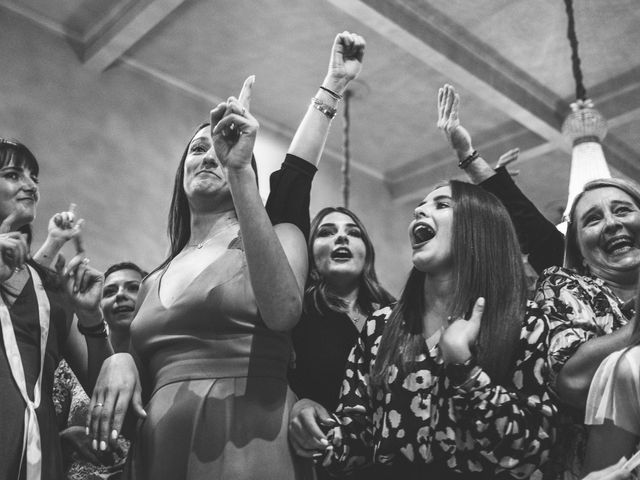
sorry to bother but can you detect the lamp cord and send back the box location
[563,0,587,100]
[342,90,352,209]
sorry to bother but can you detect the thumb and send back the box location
[467,297,485,332]
[132,385,147,419]
[237,75,255,112]
[314,404,335,426]
[0,210,18,234]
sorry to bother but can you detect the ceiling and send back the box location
[1,0,639,245]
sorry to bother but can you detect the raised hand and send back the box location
[496,148,520,177]
[48,203,84,247]
[56,251,103,313]
[87,353,146,451]
[324,31,366,95]
[0,210,28,281]
[211,76,259,172]
[437,84,473,155]
[440,297,485,364]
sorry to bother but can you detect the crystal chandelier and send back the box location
[560,0,611,223]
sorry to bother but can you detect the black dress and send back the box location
[0,274,73,480]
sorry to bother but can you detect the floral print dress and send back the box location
[319,302,557,479]
[533,266,631,480]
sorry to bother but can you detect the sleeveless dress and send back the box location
[127,237,312,480]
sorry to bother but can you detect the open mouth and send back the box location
[603,235,636,255]
[330,247,353,261]
[412,223,435,245]
[113,305,135,315]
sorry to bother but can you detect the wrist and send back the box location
[445,356,481,388]
[322,74,348,97]
[76,309,103,327]
[455,146,475,161]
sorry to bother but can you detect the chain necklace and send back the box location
[187,215,238,249]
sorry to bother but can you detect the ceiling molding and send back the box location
[83,0,188,71]
[119,57,385,182]
[326,0,568,144]
[0,1,83,43]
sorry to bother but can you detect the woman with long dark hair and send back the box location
[289,180,556,479]
[0,138,111,479]
[87,79,311,479]
[289,206,393,413]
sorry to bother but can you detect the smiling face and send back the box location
[574,186,640,282]
[409,185,454,274]
[182,126,230,203]
[101,268,143,332]
[312,211,367,289]
[0,162,39,229]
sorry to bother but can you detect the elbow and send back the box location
[556,369,590,409]
[263,294,303,332]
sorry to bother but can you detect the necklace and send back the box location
[187,217,239,249]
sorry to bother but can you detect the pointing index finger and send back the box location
[0,211,18,234]
[237,75,255,112]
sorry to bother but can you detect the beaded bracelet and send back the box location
[311,97,337,120]
[458,149,480,169]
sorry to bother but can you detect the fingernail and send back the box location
[85,427,90,436]
[111,429,118,440]
[320,438,329,446]
[92,439,98,451]
[100,440,107,451]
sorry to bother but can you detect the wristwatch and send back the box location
[445,357,480,387]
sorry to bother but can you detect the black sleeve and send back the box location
[265,153,317,240]
[479,167,565,273]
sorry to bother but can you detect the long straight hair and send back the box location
[371,180,527,386]
[305,207,394,316]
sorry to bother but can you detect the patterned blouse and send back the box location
[533,266,631,480]
[320,302,557,479]
[53,360,130,480]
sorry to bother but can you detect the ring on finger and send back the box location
[93,403,104,409]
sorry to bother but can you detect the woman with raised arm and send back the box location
[88,78,311,480]
[0,139,111,480]
[437,84,564,274]
[439,84,640,479]
[266,31,365,240]
[289,179,556,479]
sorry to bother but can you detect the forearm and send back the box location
[33,236,66,267]
[227,166,304,331]
[288,77,344,166]
[77,309,114,393]
[452,371,555,474]
[557,326,633,408]
[480,167,564,272]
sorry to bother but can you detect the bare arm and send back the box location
[214,79,308,331]
[33,204,83,267]
[288,31,365,166]
[556,322,634,408]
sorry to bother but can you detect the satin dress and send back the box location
[127,237,312,480]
